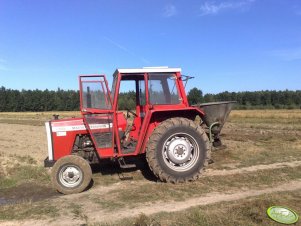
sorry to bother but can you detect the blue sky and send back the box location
[0,0,300,94]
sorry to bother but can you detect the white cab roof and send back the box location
[116,67,182,74]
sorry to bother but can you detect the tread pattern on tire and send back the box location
[51,155,92,195]
[146,117,210,183]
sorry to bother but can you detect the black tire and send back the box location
[146,117,210,183]
[51,155,92,195]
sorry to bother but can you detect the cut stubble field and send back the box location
[0,110,301,226]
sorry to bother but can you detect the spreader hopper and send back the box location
[194,101,236,146]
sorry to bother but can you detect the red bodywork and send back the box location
[45,68,205,163]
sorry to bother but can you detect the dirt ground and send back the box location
[0,123,48,163]
[0,110,301,226]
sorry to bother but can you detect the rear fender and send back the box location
[139,108,204,154]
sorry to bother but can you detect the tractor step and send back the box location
[118,157,136,169]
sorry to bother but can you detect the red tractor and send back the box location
[45,67,235,194]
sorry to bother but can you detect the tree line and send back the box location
[0,86,300,112]
[0,87,79,111]
[187,88,301,109]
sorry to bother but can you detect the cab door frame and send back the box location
[79,75,116,158]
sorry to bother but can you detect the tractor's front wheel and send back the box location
[146,117,210,183]
[51,155,92,195]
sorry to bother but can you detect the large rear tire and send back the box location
[146,117,210,183]
[51,155,92,195]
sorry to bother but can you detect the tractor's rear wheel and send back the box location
[51,155,92,195]
[146,117,210,183]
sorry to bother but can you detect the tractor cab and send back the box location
[79,67,187,159]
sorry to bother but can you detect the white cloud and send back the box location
[269,48,301,61]
[199,0,255,16]
[163,4,177,17]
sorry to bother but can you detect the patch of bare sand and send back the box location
[0,123,47,164]
[204,160,301,177]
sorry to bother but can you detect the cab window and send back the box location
[148,73,180,105]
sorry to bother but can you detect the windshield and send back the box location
[81,76,112,110]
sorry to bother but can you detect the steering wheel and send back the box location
[125,107,138,118]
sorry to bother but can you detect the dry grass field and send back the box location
[0,110,301,226]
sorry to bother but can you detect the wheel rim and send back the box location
[162,132,200,172]
[58,165,83,188]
